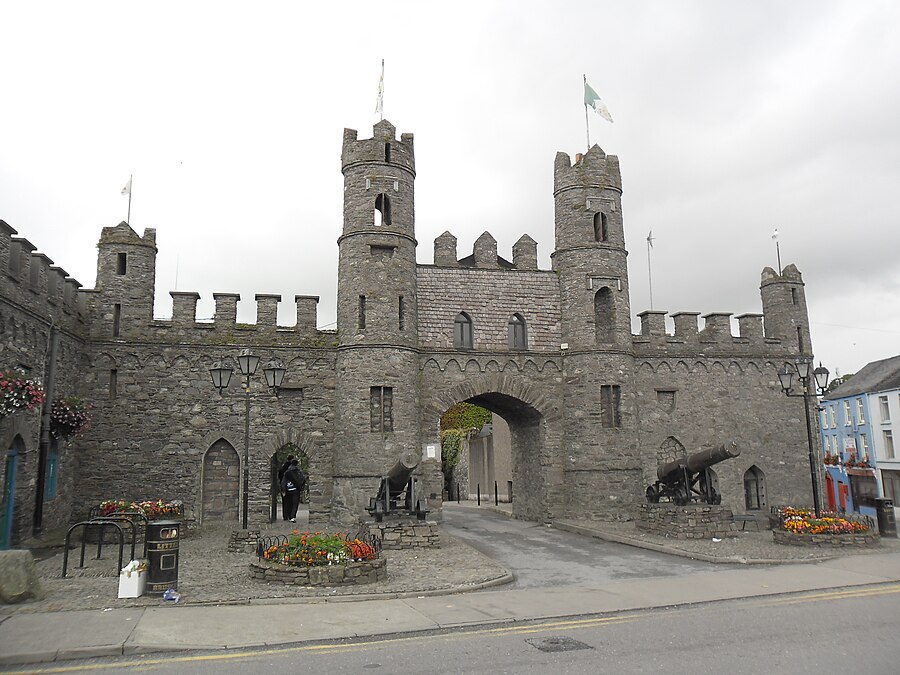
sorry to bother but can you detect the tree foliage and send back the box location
[439,403,492,492]
[825,373,854,394]
[440,402,491,432]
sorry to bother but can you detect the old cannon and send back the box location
[366,450,429,522]
[645,441,741,506]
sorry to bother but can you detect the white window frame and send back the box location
[829,406,836,429]
[843,400,852,426]
[820,409,828,430]
[856,398,866,425]
[885,430,895,460]
[860,433,869,461]
[879,395,891,422]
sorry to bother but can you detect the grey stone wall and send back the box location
[0,220,89,545]
[417,267,561,351]
[0,121,822,540]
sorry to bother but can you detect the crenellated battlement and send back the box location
[0,219,88,333]
[634,308,787,356]
[431,231,540,270]
[632,263,809,357]
[163,291,321,335]
[341,120,415,176]
[553,145,622,195]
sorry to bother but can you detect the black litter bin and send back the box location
[146,520,180,594]
[875,498,897,538]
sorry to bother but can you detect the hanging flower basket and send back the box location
[50,396,92,439]
[0,370,45,418]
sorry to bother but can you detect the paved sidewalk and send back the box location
[2,512,899,667]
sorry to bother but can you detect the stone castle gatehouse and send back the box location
[0,119,818,542]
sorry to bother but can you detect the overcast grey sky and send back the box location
[2,1,898,378]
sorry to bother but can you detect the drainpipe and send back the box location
[33,325,58,536]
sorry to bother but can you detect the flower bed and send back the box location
[773,507,878,547]
[97,499,184,520]
[251,531,387,586]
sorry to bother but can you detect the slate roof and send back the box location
[823,354,900,400]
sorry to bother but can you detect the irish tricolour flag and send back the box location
[584,79,614,123]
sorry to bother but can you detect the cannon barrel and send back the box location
[657,441,741,482]
[379,449,420,496]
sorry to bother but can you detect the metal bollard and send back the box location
[456,484,460,504]
[477,483,481,506]
[495,481,499,506]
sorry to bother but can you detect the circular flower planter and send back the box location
[773,530,880,547]
[249,558,387,586]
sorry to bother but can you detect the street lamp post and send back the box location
[777,358,830,518]
[210,349,286,529]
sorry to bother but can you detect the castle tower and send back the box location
[89,222,157,340]
[552,146,640,519]
[333,120,421,525]
[552,146,632,350]
[760,264,813,356]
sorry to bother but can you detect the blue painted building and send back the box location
[822,355,900,518]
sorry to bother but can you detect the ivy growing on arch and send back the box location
[439,402,492,493]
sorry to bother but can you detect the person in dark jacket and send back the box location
[280,459,305,523]
[277,455,295,520]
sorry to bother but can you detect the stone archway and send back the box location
[425,374,559,523]
[260,426,323,525]
[201,439,240,523]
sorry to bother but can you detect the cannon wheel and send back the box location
[673,485,689,506]
[646,485,660,503]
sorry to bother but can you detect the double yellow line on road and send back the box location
[12,583,900,674]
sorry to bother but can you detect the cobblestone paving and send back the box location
[2,521,511,615]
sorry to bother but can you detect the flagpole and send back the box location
[380,59,385,121]
[583,74,590,150]
[773,228,782,274]
[127,174,132,224]
[647,231,654,310]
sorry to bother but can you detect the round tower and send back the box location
[552,146,642,520]
[760,264,812,357]
[92,222,157,340]
[333,120,421,526]
[551,146,632,351]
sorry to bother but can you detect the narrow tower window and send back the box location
[594,287,614,343]
[593,212,609,242]
[370,386,394,432]
[508,314,527,350]
[790,287,798,305]
[600,385,622,428]
[374,193,392,226]
[797,326,804,352]
[398,296,405,331]
[358,295,366,330]
[116,253,127,275]
[384,143,391,162]
[112,303,122,337]
[454,312,473,349]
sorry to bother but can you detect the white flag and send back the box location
[584,79,614,123]
[647,230,654,248]
[121,177,132,195]
[771,228,778,240]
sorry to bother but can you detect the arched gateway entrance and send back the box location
[424,374,562,523]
